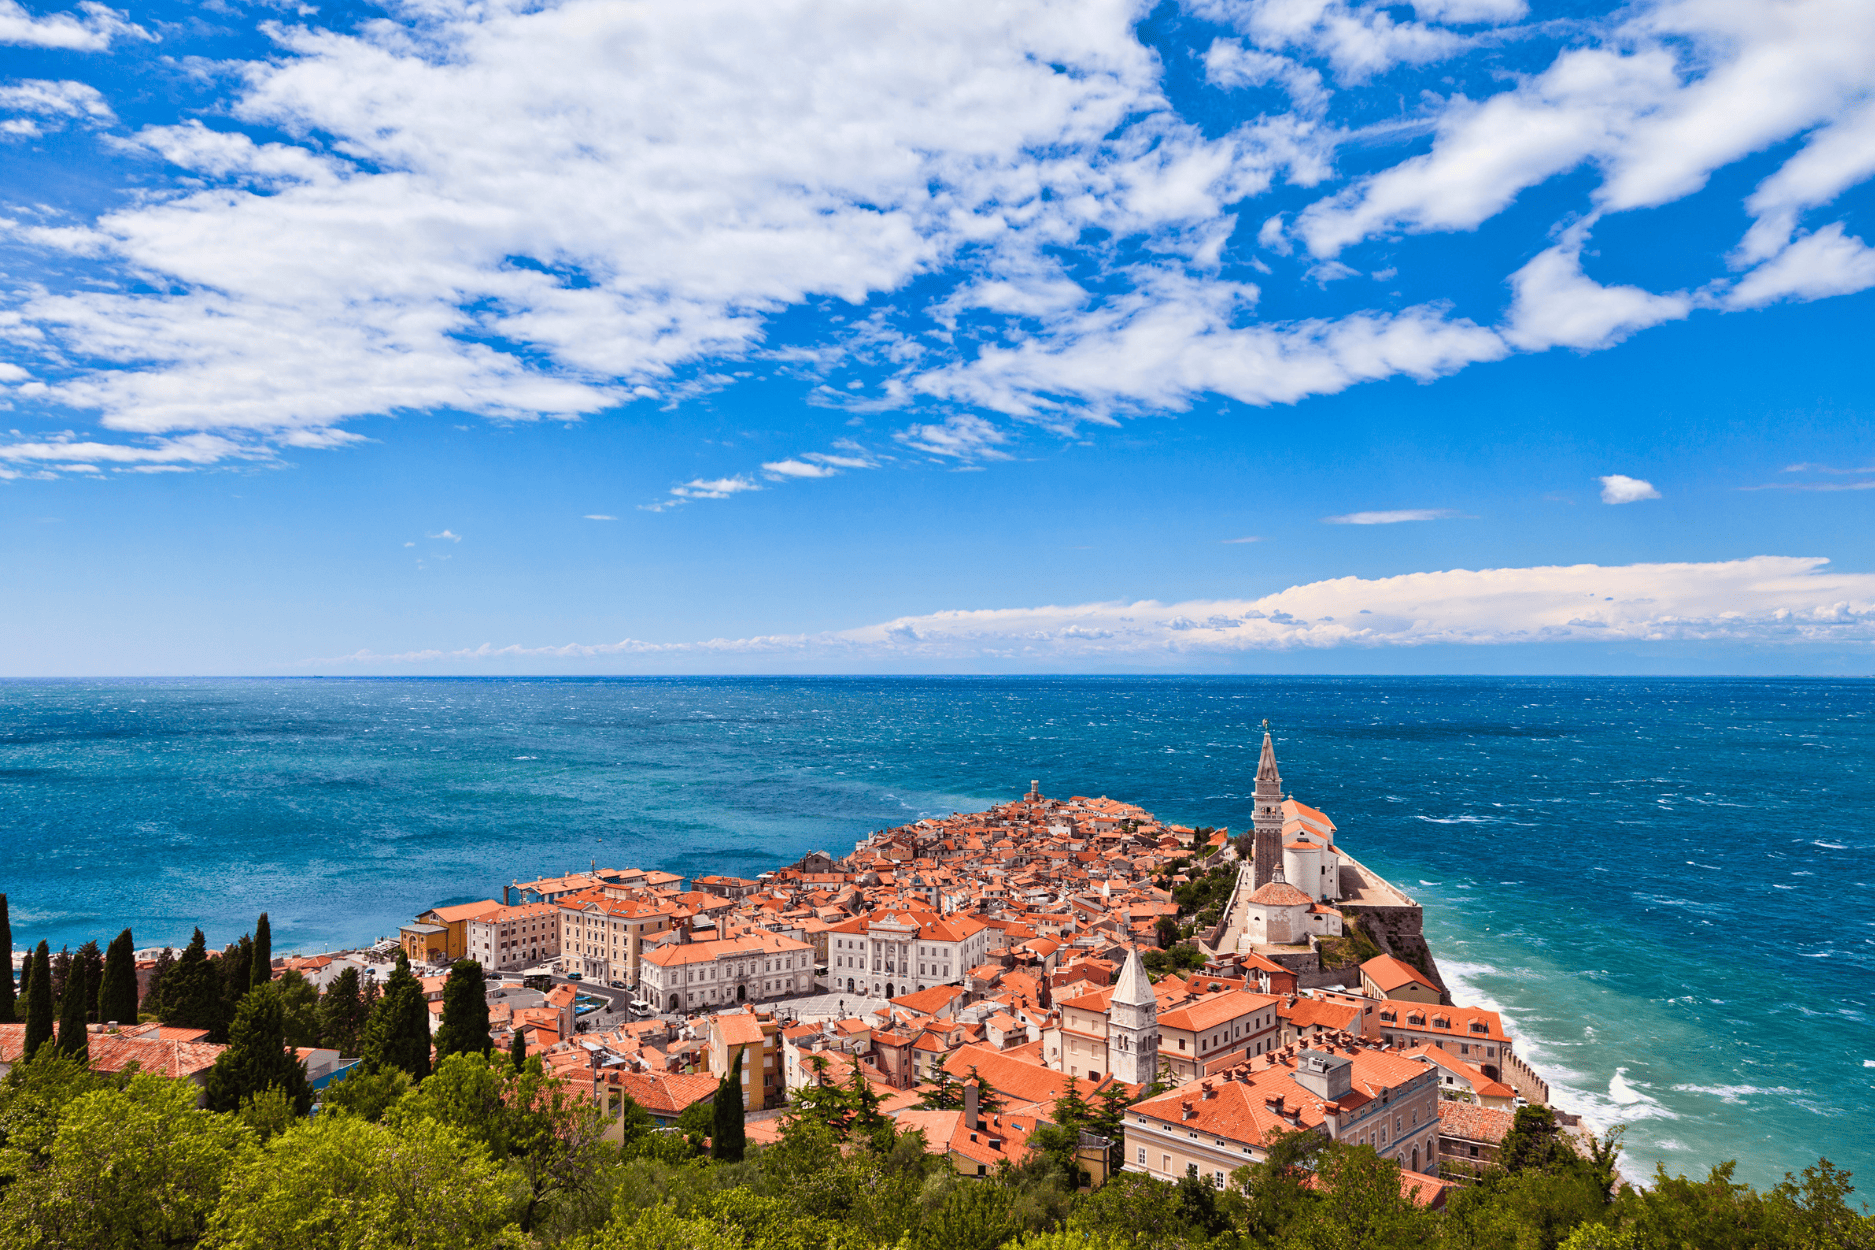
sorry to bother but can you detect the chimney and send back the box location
[1181,1100,1197,1120]
[965,1079,981,1131]
[1266,1094,1286,1117]
[1201,1080,1217,1100]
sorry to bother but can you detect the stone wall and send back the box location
[1338,903,1453,1006]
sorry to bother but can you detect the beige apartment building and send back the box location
[555,892,682,985]
[639,930,815,1013]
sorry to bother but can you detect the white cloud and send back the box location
[1222,535,1264,543]
[0,78,113,138]
[0,0,146,50]
[1191,0,1480,86]
[1725,223,1875,309]
[428,528,463,541]
[3,0,1875,476]
[1323,508,1458,523]
[1503,231,1692,351]
[306,556,1875,666]
[761,459,841,479]
[1598,474,1660,503]
[895,414,1014,460]
[583,514,617,520]
[1204,39,1331,114]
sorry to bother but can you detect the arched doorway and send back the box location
[885,983,894,998]
[737,984,746,1003]
[846,978,855,992]
[668,994,681,1012]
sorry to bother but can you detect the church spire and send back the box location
[1112,945,1153,1007]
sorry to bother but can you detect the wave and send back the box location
[1411,814,1500,824]
[1812,841,1848,849]
[1671,1084,1804,1104]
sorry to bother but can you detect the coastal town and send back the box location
[0,730,1569,1206]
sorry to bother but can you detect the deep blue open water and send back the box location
[2,676,1870,1189]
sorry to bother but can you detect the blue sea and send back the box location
[2,676,1871,1190]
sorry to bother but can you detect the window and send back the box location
[1137,1146,1147,1165]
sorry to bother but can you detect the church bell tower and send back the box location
[1108,946,1159,1087]
[1252,721,1284,888]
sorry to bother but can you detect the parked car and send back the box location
[565,971,583,981]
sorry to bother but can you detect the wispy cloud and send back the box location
[428,529,463,542]
[305,556,1875,668]
[1221,536,1264,543]
[1781,463,1875,474]
[1322,509,1458,524]
[1741,479,1875,492]
[583,514,617,520]
[1598,474,1661,504]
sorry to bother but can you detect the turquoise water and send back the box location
[1,675,1870,1188]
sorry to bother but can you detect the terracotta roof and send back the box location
[711,1012,767,1047]
[1247,881,1314,907]
[1158,990,1280,1033]
[1362,954,1438,993]
[608,1070,720,1118]
[1437,1100,1515,1143]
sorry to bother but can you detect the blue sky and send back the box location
[2,0,1873,675]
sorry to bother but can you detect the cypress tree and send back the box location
[57,957,89,1062]
[712,1045,746,1161]
[15,942,33,1033]
[316,966,367,1056]
[48,945,71,1007]
[74,939,104,1023]
[360,952,430,1081]
[510,1027,527,1071]
[142,946,176,1019]
[204,983,312,1115]
[251,913,272,990]
[0,894,14,1023]
[160,928,225,1037]
[220,934,253,1025]
[22,942,53,1058]
[434,959,491,1060]
[97,929,138,1026]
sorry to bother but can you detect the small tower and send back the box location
[1252,721,1284,888]
[1108,946,1159,1087]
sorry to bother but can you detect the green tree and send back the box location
[921,1180,1017,1250]
[1284,1142,1431,1250]
[1052,1075,1091,1131]
[206,1111,514,1250]
[251,912,272,990]
[73,939,104,1023]
[917,1069,961,1110]
[1069,1171,1195,1250]
[0,894,14,1023]
[218,932,254,1037]
[315,965,369,1056]
[1500,1105,1575,1175]
[0,1045,112,1174]
[1766,1159,1874,1250]
[55,954,88,1062]
[392,1051,614,1233]
[205,981,314,1116]
[714,1045,747,1161]
[320,1065,412,1122]
[0,1072,254,1250]
[676,1098,715,1155]
[274,968,322,1049]
[141,945,176,1020]
[22,941,53,1059]
[160,928,226,1038]
[1155,915,1181,949]
[434,958,493,1059]
[511,1025,527,1071]
[361,952,432,1081]
[845,1064,884,1134]
[96,927,139,1028]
